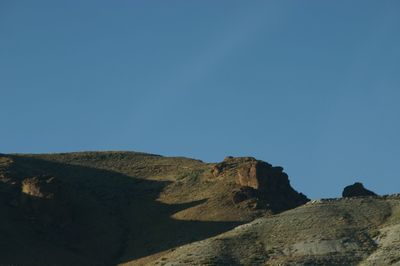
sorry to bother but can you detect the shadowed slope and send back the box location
[0,154,242,265]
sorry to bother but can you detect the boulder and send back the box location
[342,182,377,198]
[20,175,72,227]
[21,176,59,199]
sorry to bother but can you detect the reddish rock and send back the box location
[213,157,309,213]
[237,163,259,189]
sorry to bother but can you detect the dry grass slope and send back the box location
[0,151,273,265]
[1,151,398,266]
[147,196,400,265]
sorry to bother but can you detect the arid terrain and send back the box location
[0,151,399,265]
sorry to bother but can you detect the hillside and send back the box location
[0,151,306,265]
[145,196,400,265]
[0,151,398,265]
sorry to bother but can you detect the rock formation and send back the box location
[21,175,59,199]
[342,182,377,198]
[212,157,309,213]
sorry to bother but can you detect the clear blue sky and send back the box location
[1,1,400,198]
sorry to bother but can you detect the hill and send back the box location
[0,151,306,265]
[144,196,400,265]
[0,151,398,265]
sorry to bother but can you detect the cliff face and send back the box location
[211,157,309,213]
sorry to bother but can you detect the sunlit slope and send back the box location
[145,196,400,266]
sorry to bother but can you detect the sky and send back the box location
[1,1,400,199]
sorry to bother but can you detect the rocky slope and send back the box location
[145,195,400,266]
[0,151,307,265]
[211,157,309,213]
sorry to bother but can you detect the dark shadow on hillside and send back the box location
[0,155,243,265]
[121,197,242,263]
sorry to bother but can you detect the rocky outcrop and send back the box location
[342,182,377,198]
[21,175,60,199]
[212,157,309,213]
[232,186,258,204]
[18,175,73,227]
